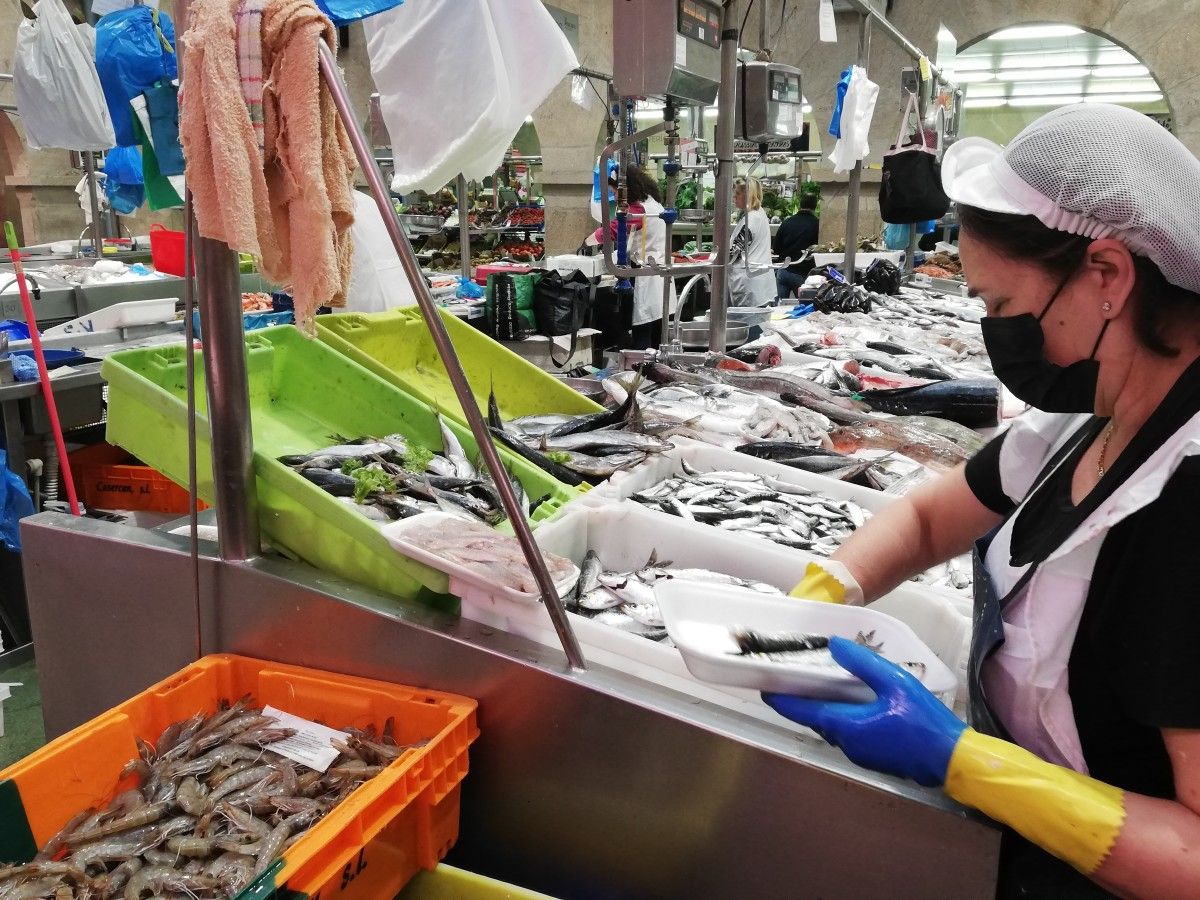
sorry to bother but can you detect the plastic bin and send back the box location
[520,502,969,723]
[317,309,603,424]
[148,223,188,276]
[101,326,582,602]
[398,864,558,899]
[70,442,208,514]
[0,654,479,899]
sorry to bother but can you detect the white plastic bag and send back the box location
[14,0,116,150]
[365,0,577,195]
[828,66,879,174]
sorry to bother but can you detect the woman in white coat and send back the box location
[728,176,776,307]
[766,104,1200,899]
[587,166,677,350]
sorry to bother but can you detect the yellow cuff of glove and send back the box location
[944,729,1126,874]
[790,561,848,603]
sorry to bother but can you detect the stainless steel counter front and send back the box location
[21,512,999,898]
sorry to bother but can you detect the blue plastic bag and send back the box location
[314,0,402,28]
[95,6,177,146]
[104,145,145,214]
[828,66,853,139]
[592,157,619,203]
[883,221,936,250]
[144,80,184,176]
[456,276,484,300]
[0,451,35,553]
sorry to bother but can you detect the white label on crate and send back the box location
[819,0,837,42]
[262,705,349,772]
[676,33,687,66]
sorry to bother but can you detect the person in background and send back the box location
[729,176,776,307]
[586,165,677,350]
[773,193,820,299]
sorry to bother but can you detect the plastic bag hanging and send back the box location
[95,5,178,146]
[103,145,145,214]
[13,0,116,150]
[313,0,401,28]
[0,451,35,553]
[828,66,879,174]
[364,0,577,195]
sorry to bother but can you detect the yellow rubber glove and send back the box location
[945,729,1126,874]
[789,560,864,605]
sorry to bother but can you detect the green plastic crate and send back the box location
[397,864,558,899]
[101,326,581,602]
[315,309,604,425]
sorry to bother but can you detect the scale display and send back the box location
[613,0,722,105]
[678,0,721,48]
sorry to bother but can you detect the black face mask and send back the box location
[980,277,1111,414]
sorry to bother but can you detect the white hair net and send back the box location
[942,103,1200,294]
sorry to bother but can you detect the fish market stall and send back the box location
[10,3,1008,897]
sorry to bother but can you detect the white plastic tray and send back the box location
[588,437,890,512]
[656,581,956,702]
[381,512,578,619]
[526,501,968,718]
[43,297,178,336]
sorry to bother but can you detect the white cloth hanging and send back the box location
[828,66,879,174]
[344,191,418,313]
[364,0,577,195]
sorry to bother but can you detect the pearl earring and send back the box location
[1102,301,1113,313]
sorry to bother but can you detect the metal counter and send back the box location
[21,512,999,898]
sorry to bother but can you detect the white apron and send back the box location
[979,407,1200,772]
[728,209,776,307]
[630,197,678,327]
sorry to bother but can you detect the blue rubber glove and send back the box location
[762,636,966,787]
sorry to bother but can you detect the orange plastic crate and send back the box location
[0,654,479,898]
[70,442,207,514]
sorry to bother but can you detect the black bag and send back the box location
[488,274,526,342]
[879,93,949,224]
[534,268,597,368]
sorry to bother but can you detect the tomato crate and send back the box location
[70,442,207,514]
[0,655,479,899]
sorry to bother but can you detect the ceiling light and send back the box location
[1085,92,1164,104]
[1092,64,1149,78]
[1086,79,1161,94]
[989,25,1084,41]
[524,115,533,123]
[963,98,1007,108]
[1010,81,1086,96]
[954,72,996,84]
[801,104,812,113]
[994,66,1092,80]
[996,54,1090,71]
[937,26,954,41]
[1007,95,1082,106]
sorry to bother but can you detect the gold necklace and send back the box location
[1097,421,1116,478]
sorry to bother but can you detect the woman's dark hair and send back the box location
[958,205,1198,357]
[800,194,818,212]
[617,166,663,205]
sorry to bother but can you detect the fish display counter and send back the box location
[20,510,1001,899]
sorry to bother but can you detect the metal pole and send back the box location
[843,13,872,286]
[173,0,258,562]
[195,236,260,560]
[80,2,104,260]
[836,0,956,89]
[81,153,104,259]
[316,41,586,671]
[457,173,471,280]
[758,0,771,57]
[708,7,740,352]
